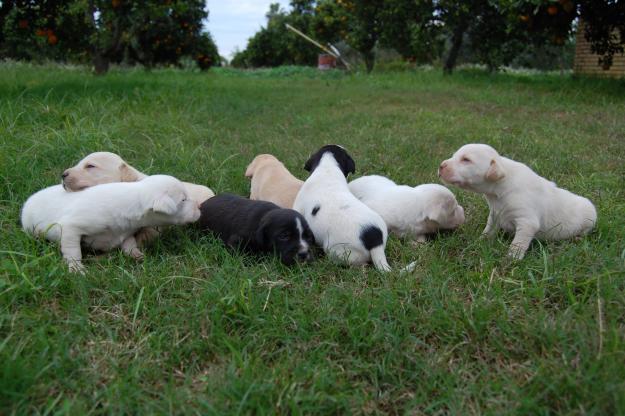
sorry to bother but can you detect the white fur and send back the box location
[295,217,310,254]
[21,175,201,273]
[293,153,391,271]
[439,143,597,259]
[349,175,465,241]
[63,151,215,204]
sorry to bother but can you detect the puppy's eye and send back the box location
[277,232,290,241]
[85,164,96,169]
[461,157,471,163]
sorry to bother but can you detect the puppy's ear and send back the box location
[120,163,139,182]
[304,153,319,173]
[339,152,356,177]
[486,159,505,182]
[244,160,255,178]
[152,194,178,215]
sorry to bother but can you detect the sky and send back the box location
[207,0,291,60]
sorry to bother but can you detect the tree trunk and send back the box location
[444,23,467,74]
[363,50,375,73]
[93,53,109,75]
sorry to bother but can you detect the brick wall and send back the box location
[574,21,625,77]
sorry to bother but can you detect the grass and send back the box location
[1,61,624,414]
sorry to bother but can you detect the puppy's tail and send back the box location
[370,246,391,272]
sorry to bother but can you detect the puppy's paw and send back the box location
[135,227,161,248]
[411,235,427,246]
[129,248,144,261]
[68,260,86,274]
[507,247,526,261]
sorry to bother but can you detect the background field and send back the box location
[1,63,624,414]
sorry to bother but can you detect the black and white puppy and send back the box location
[199,194,314,265]
[293,145,393,271]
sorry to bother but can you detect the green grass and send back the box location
[1,61,624,414]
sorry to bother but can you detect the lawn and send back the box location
[1,62,624,414]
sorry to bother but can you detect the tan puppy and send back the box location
[245,154,303,209]
[62,152,215,203]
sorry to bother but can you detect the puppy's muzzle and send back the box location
[297,250,312,262]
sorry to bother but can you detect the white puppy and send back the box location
[439,143,597,259]
[349,175,465,242]
[21,175,201,273]
[293,145,392,271]
[62,152,215,204]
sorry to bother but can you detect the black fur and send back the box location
[304,144,356,177]
[199,194,314,265]
[359,225,383,250]
[311,205,320,216]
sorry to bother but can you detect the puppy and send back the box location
[198,194,314,265]
[21,175,201,273]
[245,154,304,208]
[293,145,394,271]
[62,152,215,204]
[349,175,465,242]
[439,143,597,259]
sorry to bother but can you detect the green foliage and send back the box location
[0,1,91,63]
[378,0,442,64]
[0,0,220,73]
[231,2,319,68]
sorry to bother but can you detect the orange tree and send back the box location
[0,0,91,62]
[0,0,219,73]
[516,0,624,69]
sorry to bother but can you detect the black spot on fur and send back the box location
[360,225,383,250]
[304,144,356,177]
[312,205,320,216]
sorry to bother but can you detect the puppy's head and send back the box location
[62,152,142,191]
[256,209,314,265]
[438,144,505,193]
[304,145,355,177]
[425,187,465,230]
[245,154,280,178]
[143,175,201,225]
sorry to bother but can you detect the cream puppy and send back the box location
[349,175,465,242]
[439,144,597,259]
[245,154,303,208]
[21,175,201,273]
[62,152,215,204]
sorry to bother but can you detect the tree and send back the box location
[231,1,319,68]
[378,0,442,64]
[335,0,384,72]
[0,0,219,73]
[517,0,624,70]
[1,1,91,63]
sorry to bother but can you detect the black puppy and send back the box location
[199,194,315,265]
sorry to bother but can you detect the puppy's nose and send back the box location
[297,251,310,261]
[438,161,447,176]
[61,170,69,179]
